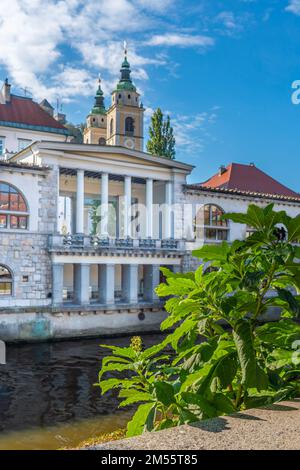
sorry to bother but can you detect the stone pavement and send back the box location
[90,399,300,450]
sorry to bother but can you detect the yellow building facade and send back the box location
[84,53,144,151]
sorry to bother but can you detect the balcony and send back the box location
[48,235,185,254]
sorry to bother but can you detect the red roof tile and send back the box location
[0,95,66,131]
[197,163,299,198]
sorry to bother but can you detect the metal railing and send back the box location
[49,235,185,251]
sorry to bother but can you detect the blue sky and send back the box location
[0,1,300,190]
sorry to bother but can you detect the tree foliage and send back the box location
[146,108,176,159]
[97,204,300,437]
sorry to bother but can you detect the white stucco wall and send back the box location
[0,126,67,157]
[182,190,300,250]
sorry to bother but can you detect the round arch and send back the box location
[0,181,29,229]
[0,264,13,296]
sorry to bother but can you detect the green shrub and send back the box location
[96,204,300,437]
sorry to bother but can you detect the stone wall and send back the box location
[0,167,57,309]
[0,232,51,308]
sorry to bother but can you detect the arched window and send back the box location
[194,204,228,241]
[110,118,114,136]
[98,137,106,145]
[125,116,134,136]
[0,265,12,296]
[0,182,28,229]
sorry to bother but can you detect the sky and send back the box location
[0,0,300,191]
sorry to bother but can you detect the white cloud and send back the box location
[134,0,174,12]
[146,33,215,48]
[0,0,179,103]
[144,106,219,153]
[0,0,218,115]
[216,11,239,30]
[286,0,300,15]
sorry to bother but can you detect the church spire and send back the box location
[91,77,106,114]
[116,42,136,92]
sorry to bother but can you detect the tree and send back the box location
[97,204,300,437]
[147,108,176,159]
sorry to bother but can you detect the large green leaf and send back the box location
[98,378,121,394]
[156,277,196,297]
[266,348,295,369]
[276,289,300,317]
[100,345,135,359]
[182,392,235,418]
[192,242,230,261]
[233,319,268,390]
[256,319,300,348]
[126,402,156,437]
[119,391,153,408]
[98,362,134,379]
[285,214,300,242]
[164,317,198,349]
[154,381,175,406]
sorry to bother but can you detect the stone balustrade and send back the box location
[48,235,185,253]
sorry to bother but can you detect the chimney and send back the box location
[39,99,54,116]
[219,165,226,176]
[54,112,66,125]
[2,78,11,103]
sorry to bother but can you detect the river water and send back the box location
[0,334,163,450]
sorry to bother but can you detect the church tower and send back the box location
[106,47,144,151]
[83,79,107,145]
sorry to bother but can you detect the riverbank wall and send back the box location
[0,304,167,342]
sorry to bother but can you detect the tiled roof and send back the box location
[191,163,300,199]
[0,95,68,134]
[184,184,300,203]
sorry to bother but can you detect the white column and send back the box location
[124,175,132,238]
[101,172,109,236]
[143,265,160,302]
[74,263,90,305]
[164,181,173,239]
[76,169,84,234]
[122,264,138,304]
[146,178,153,238]
[98,264,115,305]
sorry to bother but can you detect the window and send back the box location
[125,116,134,136]
[195,204,229,241]
[18,139,31,152]
[110,118,114,136]
[128,94,131,99]
[0,137,5,155]
[0,265,12,296]
[0,182,28,229]
[98,137,106,145]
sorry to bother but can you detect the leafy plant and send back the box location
[97,204,300,437]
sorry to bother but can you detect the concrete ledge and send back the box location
[91,400,300,450]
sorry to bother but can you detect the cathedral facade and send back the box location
[0,53,299,342]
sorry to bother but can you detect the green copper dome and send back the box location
[91,80,106,114]
[114,53,136,92]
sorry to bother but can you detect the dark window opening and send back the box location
[125,116,134,136]
[0,265,12,296]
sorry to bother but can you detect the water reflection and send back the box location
[0,334,162,448]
